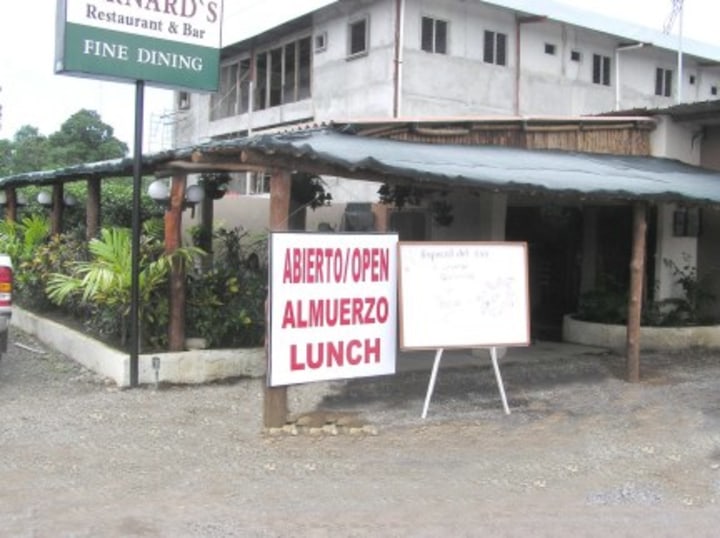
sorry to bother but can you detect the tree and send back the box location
[48,109,128,166]
[11,126,52,173]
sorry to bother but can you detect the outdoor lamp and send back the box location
[0,192,29,207]
[148,179,205,217]
[147,179,170,205]
[37,190,78,208]
[37,190,52,207]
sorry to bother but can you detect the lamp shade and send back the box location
[37,190,52,206]
[64,193,78,207]
[16,193,28,206]
[148,180,170,202]
[0,192,6,206]
[186,184,205,204]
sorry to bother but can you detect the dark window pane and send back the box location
[269,47,282,107]
[421,17,434,52]
[602,56,610,85]
[496,33,507,66]
[239,59,251,113]
[298,37,312,100]
[350,19,367,55]
[436,20,447,54]
[665,70,673,97]
[592,54,601,84]
[484,31,494,63]
[655,67,664,96]
[255,53,267,110]
[283,42,296,103]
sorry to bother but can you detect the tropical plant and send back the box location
[185,226,267,348]
[45,225,202,347]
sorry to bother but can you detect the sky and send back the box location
[1,0,718,152]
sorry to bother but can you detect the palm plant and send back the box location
[46,225,202,346]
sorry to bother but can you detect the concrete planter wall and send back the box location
[11,307,266,388]
[562,314,720,350]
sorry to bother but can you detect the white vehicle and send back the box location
[0,254,12,357]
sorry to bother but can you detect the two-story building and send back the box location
[169,0,720,339]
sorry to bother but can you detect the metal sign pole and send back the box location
[129,79,145,387]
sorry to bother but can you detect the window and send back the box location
[314,32,327,52]
[483,30,507,66]
[421,16,448,54]
[177,91,190,110]
[570,50,582,62]
[655,68,673,97]
[253,36,312,112]
[689,74,696,85]
[210,58,252,120]
[544,43,556,55]
[232,172,271,195]
[348,16,369,57]
[592,54,611,86]
[712,86,718,96]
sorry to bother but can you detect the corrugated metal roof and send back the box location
[228,128,720,205]
[222,0,720,62]
[3,127,720,205]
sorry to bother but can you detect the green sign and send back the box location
[55,0,223,92]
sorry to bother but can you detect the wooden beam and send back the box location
[166,175,187,352]
[264,168,291,429]
[626,202,647,383]
[155,160,268,177]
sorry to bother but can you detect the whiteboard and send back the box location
[398,242,530,350]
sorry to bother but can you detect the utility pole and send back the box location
[663,0,684,103]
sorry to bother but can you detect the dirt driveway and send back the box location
[1,327,719,537]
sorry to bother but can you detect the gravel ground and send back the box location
[1,327,720,537]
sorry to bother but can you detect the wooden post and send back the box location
[5,188,17,223]
[51,183,64,236]
[166,175,187,352]
[626,202,647,383]
[86,178,101,240]
[199,194,214,270]
[264,169,291,428]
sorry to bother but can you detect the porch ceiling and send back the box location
[3,127,720,206]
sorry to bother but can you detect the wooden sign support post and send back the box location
[264,169,291,428]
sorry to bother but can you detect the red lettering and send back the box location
[283,249,293,283]
[352,297,363,324]
[288,339,383,371]
[376,297,389,323]
[292,248,302,283]
[378,248,389,281]
[339,298,351,325]
[281,300,295,328]
[307,342,323,369]
[362,249,371,281]
[363,297,375,323]
[328,341,344,367]
[309,299,324,326]
[290,344,305,370]
[347,340,362,365]
[366,338,381,363]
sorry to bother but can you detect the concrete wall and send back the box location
[176,0,720,148]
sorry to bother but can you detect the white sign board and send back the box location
[398,242,530,349]
[269,233,398,386]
